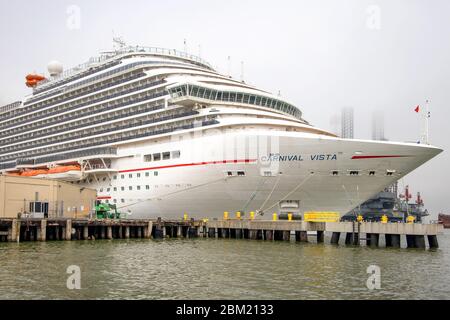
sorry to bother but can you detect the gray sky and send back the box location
[1,0,449,217]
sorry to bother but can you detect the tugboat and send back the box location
[438,213,450,228]
[342,184,428,222]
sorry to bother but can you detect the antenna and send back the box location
[420,99,431,144]
[113,35,126,52]
[240,61,244,82]
[183,39,187,53]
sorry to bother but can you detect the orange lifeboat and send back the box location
[48,165,81,174]
[6,172,22,176]
[25,74,46,88]
[21,169,49,177]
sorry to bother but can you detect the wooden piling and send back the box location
[414,235,426,249]
[107,226,113,239]
[317,231,324,243]
[330,232,340,244]
[406,235,415,248]
[65,220,72,241]
[428,235,439,248]
[368,233,379,247]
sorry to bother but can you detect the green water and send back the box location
[0,230,449,300]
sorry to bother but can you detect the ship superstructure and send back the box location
[0,45,443,218]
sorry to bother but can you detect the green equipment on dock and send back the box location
[95,203,122,219]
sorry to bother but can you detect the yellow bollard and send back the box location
[272,213,278,221]
[406,215,415,224]
[381,214,388,224]
[202,218,209,223]
[236,211,241,220]
[250,211,255,220]
[357,214,363,222]
[223,211,229,220]
[288,213,293,221]
[183,213,188,221]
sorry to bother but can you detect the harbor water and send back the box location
[0,230,449,300]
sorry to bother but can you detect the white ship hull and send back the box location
[88,130,441,219]
[0,46,442,219]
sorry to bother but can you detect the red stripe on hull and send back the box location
[351,155,409,160]
[96,196,112,200]
[118,159,257,173]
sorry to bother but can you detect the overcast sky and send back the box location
[0,0,449,217]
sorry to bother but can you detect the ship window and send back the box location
[154,171,158,176]
[153,153,161,161]
[332,171,339,176]
[145,172,150,177]
[237,171,245,176]
[129,174,133,178]
[263,171,273,177]
[121,199,125,203]
[107,188,110,192]
[113,199,117,203]
[129,186,132,190]
[227,171,233,176]
[89,179,93,183]
[144,154,152,162]
[146,185,150,190]
[100,188,103,192]
[105,200,109,204]
[369,171,376,176]
[162,152,170,160]
[121,175,124,179]
[102,177,106,181]
[113,175,117,180]
[172,150,180,159]
[137,186,141,190]
[349,170,359,176]
[249,95,256,104]
[121,187,125,191]
[113,187,117,191]
[137,173,141,178]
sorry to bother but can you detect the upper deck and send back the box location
[30,46,214,96]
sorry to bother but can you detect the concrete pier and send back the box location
[0,218,443,250]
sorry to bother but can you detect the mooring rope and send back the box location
[261,172,313,214]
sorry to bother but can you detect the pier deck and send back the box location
[0,217,443,249]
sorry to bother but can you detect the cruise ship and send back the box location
[0,44,443,218]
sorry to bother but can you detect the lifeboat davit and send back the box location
[25,74,46,88]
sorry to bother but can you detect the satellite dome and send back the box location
[47,60,63,77]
